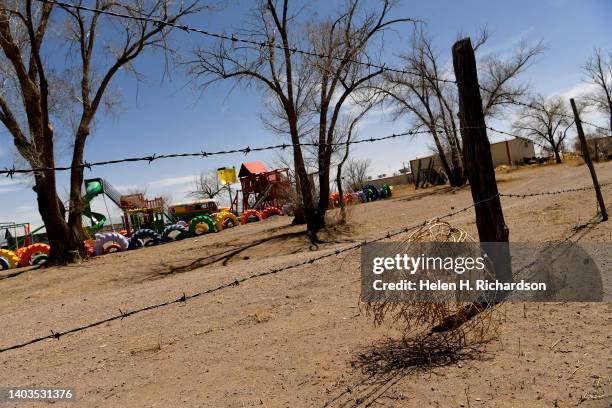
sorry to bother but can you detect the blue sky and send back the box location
[0,0,611,229]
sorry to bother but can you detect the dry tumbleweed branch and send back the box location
[364,220,499,345]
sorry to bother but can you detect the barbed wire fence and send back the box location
[33,0,612,136]
[0,1,606,177]
[0,125,551,177]
[0,0,609,355]
[1,181,610,354]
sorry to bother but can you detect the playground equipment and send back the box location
[0,249,20,270]
[232,162,290,214]
[161,223,189,242]
[168,199,218,223]
[215,211,239,230]
[6,171,400,267]
[0,168,396,268]
[82,179,114,234]
[121,194,166,236]
[1,222,49,269]
[16,243,50,267]
[261,206,282,219]
[94,232,129,256]
[128,229,161,250]
[328,183,393,208]
[83,178,168,236]
[189,214,217,235]
[1,222,46,250]
[363,184,380,202]
[380,183,392,198]
[241,209,263,224]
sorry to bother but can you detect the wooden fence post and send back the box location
[432,38,511,332]
[452,38,509,243]
[570,98,608,221]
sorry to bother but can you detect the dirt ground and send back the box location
[1,161,611,408]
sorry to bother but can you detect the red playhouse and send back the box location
[231,162,290,213]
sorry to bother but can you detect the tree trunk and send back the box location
[33,124,85,264]
[430,128,458,186]
[66,126,90,252]
[553,147,562,164]
[449,142,466,186]
[34,173,73,265]
[291,164,307,225]
[608,105,612,133]
[336,158,348,224]
[287,118,319,241]
[315,149,332,230]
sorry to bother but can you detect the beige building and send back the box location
[489,138,535,167]
[368,173,414,188]
[409,138,536,176]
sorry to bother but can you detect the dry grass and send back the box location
[363,221,500,347]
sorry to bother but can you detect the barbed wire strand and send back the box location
[34,0,610,133]
[0,192,502,354]
[499,181,611,198]
[34,0,438,81]
[0,0,606,357]
[0,124,580,177]
[477,89,612,134]
[0,128,430,176]
[1,178,610,354]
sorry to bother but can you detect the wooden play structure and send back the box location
[120,193,166,236]
[83,178,167,236]
[231,162,290,213]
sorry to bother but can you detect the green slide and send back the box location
[83,179,107,234]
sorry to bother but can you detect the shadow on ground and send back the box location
[141,223,358,282]
[324,333,491,407]
[397,186,463,203]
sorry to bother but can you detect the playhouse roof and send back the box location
[239,161,269,178]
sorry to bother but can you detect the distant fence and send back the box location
[368,174,414,188]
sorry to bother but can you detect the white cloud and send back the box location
[15,205,35,212]
[556,82,597,101]
[479,28,535,57]
[549,82,608,128]
[0,177,25,187]
[0,186,22,194]
[148,175,195,189]
[113,184,139,193]
[0,175,31,193]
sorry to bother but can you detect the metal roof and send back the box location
[239,161,269,177]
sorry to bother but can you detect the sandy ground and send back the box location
[0,161,611,408]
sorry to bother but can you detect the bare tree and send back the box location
[304,2,417,231]
[376,28,542,186]
[344,157,371,191]
[513,95,573,163]
[188,0,417,241]
[0,0,198,264]
[191,169,224,199]
[335,94,379,223]
[582,47,612,132]
[479,40,544,117]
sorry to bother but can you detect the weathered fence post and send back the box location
[432,38,511,332]
[452,38,509,243]
[570,98,608,221]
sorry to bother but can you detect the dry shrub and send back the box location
[318,205,356,243]
[363,221,499,346]
[325,201,355,226]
